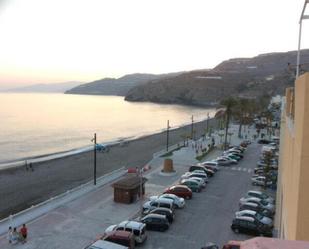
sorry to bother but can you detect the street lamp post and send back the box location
[296,0,308,78]
[166,120,170,152]
[91,133,97,185]
[191,115,194,140]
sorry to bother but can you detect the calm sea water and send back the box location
[0,93,214,163]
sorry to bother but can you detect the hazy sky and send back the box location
[0,0,308,89]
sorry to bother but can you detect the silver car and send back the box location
[239,197,275,213]
[149,193,185,208]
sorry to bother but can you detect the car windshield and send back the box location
[255,213,263,220]
[260,199,268,205]
[261,193,268,199]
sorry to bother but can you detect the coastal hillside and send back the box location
[125,50,309,106]
[65,73,181,96]
[3,81,83,93]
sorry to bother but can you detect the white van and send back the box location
[105,220,147,244]
[86,240,128,249]
[142,198,174,214]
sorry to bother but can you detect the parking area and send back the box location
[140,141,273,249]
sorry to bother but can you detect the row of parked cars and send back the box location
[84,142,226,248]
[231,139,278,238]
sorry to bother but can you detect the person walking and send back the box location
[11,227,19,244]
[7,226,13,244]
[20,224,28,243]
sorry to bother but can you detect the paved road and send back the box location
[141,141,268,249]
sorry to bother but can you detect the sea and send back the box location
[0,93,214,166]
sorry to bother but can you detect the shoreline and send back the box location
[0,116,210,170]
[0,117,219,219]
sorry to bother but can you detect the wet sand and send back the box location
[0,118,219,219]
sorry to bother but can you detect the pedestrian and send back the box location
[7,226,12,244]
[25,160,28,171]
[29,162,34,171]
[20,224,28,243]
[11,227,19,244]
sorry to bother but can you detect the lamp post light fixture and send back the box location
[296,0,309,78]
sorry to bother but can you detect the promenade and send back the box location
[0,125,262,249]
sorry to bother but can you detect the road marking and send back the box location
[231,167,236,170]
[248,169,252,173]
[238,167,242,171]
[243,168,247,171]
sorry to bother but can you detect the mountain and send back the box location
[4,81,83,93]
[125,50,309,106]
[65,73,182,96]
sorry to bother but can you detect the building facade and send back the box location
[276,72,309,240]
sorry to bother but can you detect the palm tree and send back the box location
[220,97,237,150]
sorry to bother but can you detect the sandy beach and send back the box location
[0,118,219,219]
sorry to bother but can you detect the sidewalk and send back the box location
[0,125,255,249]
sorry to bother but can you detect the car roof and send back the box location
[248,190,263,195]
[151,207,172,213]
[144,213,167,219]
[238,210,256,215]
[88,240,128,249]
[160,193,177,199]
[171,185,190,190]
[242,202,258,207]
[244,197,262,202]
[235,216,255,222]
[118,220,144,229]
[104,230,132,239]
[152,198,174,204]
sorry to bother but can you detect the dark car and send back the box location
[164,185,193,199]
[258,139,271,144]
[149,207,174,223]
[189,165,214,177]
[239,202,274,218]
[231,217,272,237]
[140,214,169,232]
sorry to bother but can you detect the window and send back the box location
[125,227,132,233]
[133,229,140,236]
[247,221,257,229]
[152,202,159,207]
[116,227,124,231]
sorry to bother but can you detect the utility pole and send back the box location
[166,120,170,152]
[92,133,97,185]
[206,112,210,136]
[191,115,194,140]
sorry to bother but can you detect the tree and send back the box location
[220,97,237,150]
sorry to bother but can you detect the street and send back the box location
[141,141,269,248]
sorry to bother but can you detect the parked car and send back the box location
[228,148,244,154]
[223,153,241,161]
[251,176,272,187]
[143,198,174,214]
[219,156,238,164]
[235,210,273,228]
[179,179,202,192]
[105,221,147,244]
[246,190,275,204]
[189,177,206,188]
[197,161,219,171]
[102,230,135,249]
[150,193,185,208]
[182,171,208,183]
[213,158,233,166]
[163,185,193,199]
[239,202,274,218]
[140,214,170,232]
[239,197,275,213]
[231,216,272,237]
[189,165,214,177]
[86,240,129,249]
[258,139,271,144]
[149,207,174,223]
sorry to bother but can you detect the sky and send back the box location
[0,0,308,89]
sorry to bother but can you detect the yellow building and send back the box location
[276,72,309,240]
